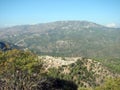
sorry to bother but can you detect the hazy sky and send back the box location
[0,0,120,27]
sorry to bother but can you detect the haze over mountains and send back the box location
[0,21,120,59]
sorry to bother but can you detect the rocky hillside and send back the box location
[38,55,119,88]
[0,49,120,90]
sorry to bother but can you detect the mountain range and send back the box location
[0,21,120,89]
[0,21,120,59]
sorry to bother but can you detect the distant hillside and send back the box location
[0,41,21,51]
[0,21,120,59]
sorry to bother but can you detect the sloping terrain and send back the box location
[0,49,120,90]
[0,21,120,89]
[0,41,21,51]
[0,21,120,59]
[39,55,119,88]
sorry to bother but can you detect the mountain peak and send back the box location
[45,20,104,28]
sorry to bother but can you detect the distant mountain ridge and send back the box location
[0,20,120,59]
